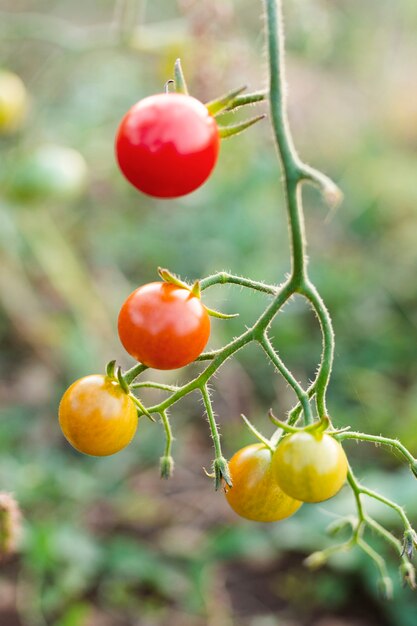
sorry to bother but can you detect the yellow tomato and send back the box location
[272,432,348,503]
[59,375,138,456]
[225,443,302,522]
[0,71,28,134]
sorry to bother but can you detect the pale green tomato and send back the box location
[9,145,88,202]
[272,432,348,503]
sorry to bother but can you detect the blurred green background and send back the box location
[1,0,417,624]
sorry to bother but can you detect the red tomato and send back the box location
[115,93,220,198]
[118,282,210,369]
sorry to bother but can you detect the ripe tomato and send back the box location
[0,70,27,134]
[272,432,348,503]
[225,443,302,522]
[118,282,210,369]
[59,375,138,456]
[115,93,220,198]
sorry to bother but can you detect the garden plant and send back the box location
[11,0,415,600]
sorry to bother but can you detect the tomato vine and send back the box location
[52,0,417,595]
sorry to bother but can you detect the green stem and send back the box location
[199,272,277,295]
[301,281,335,419]
[361,486,413,532]
[264,0,307,283]
[240,414,274,452]
[347,467,366,522]
[160,410,173,458]
[259,334,313,425]
[348,467,413,533]
[226,91,267,110]
[131,381,179,392]
[201,385,231,489]
[337,431,416,467]
[124,363,148,385]
[357,538,392,597]
[159,409,174,479]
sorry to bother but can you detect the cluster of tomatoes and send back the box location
[225,431,348,522]
[56,75,349,523]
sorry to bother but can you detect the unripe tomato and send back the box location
[225,443,302,522]
[9,145,88,202]
[0,70,28,134]
[118,282,210,370]
[272,432,348,503]
[115,93,220,198]
[59,375,138,456]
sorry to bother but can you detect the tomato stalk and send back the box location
[50,0,417,595]
[201,385,232,489]
[159,410,174,479]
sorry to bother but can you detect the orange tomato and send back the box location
[225,443,302,522]
[59,375,138,456]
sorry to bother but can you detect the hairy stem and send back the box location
[259,334,313,425]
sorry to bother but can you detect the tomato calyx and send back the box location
[217,114,266,139]
[160,455,175,480]
[268,410,351,440]
[205,85,247,116]
[105,359,155,422]
[158,267,192,292]
[168,58,265,139]
[402,529,417,560]
[204,457,232,491]
[174,58,188,95]
[158,267,239,319]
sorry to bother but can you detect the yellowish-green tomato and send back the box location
[59,375,138,456]
[0,71,28,134]
[225,443,302,522]
[272,432,348,503]
[9,145,88,202]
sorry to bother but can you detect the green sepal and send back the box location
[174,58,188,95]
[160,455,175,479]
[206,86,247,116]
[130,394,155,422]
[191,280,201,298]
[158,267,190,291]
[205,306,239,319]
[106,359,116,380]
[224,91,267,111]
[218,114,265,139]
[268,409,300,433]
[402,529,417,559]
[116,366,130,394]
[213,456,232,490]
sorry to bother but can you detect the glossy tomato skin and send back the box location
[59,375,138,456]
[272,432,348,503]
[115,93,220,198]
[118,282,210,370]
[225,443,302,522]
